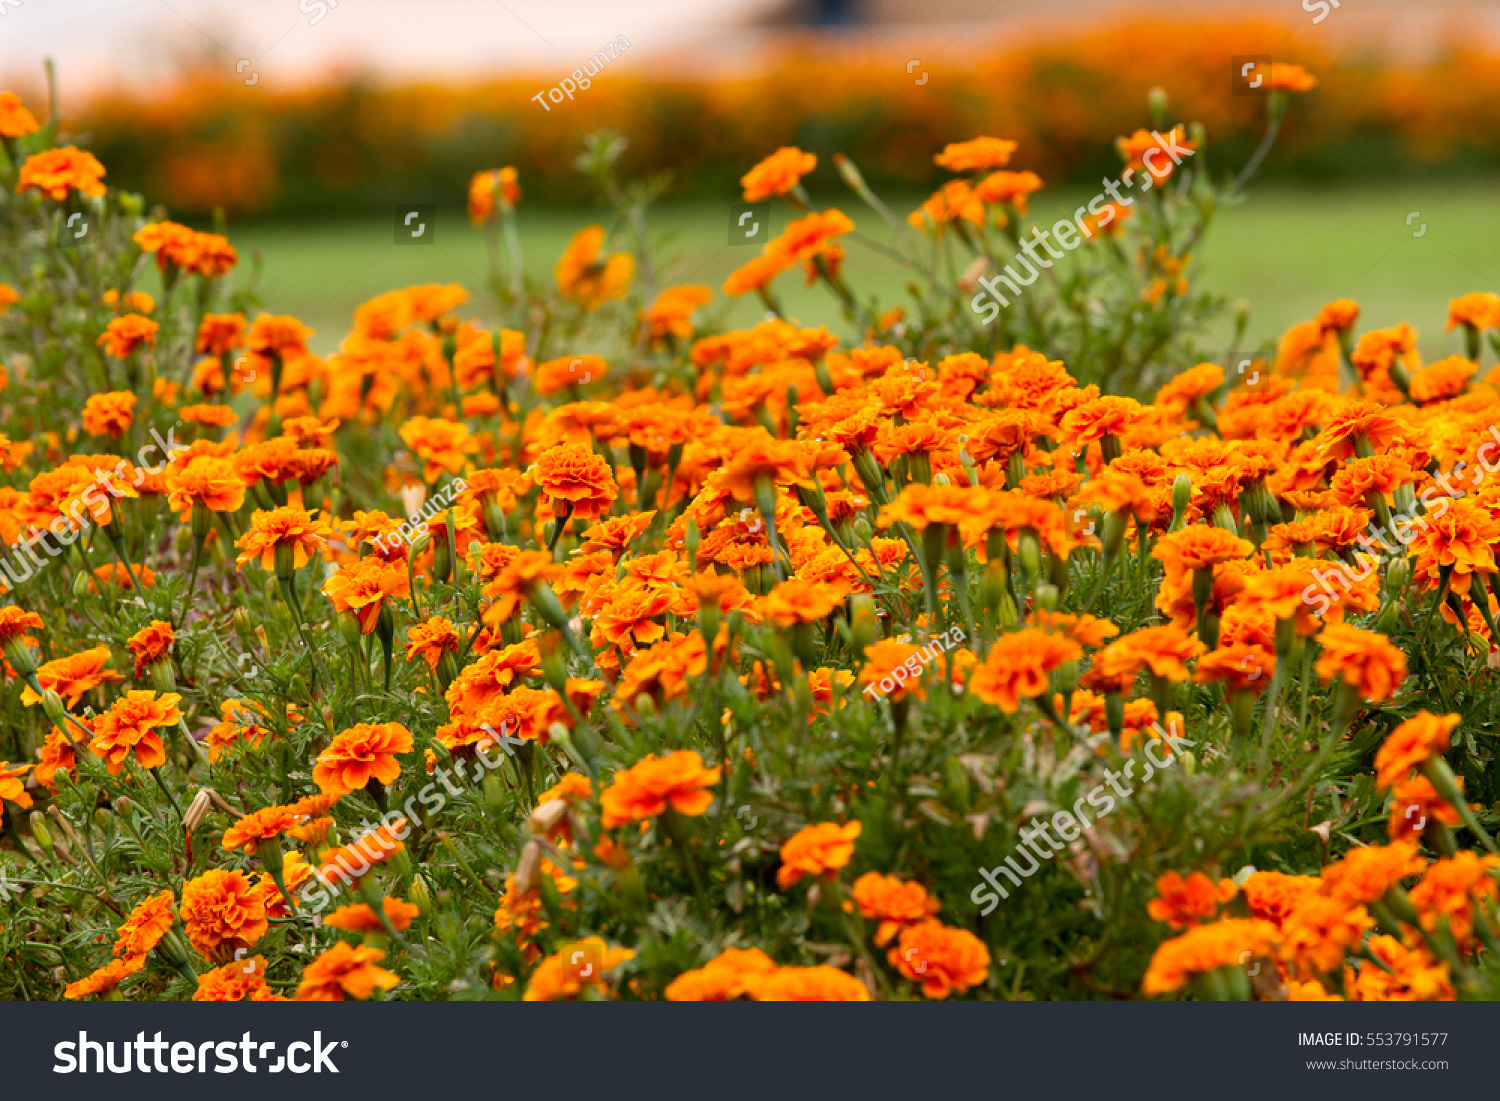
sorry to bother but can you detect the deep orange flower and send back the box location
[468,166,521,224]
[96,315,158,359]
[888,921,990,998]
[741,146,817,201]
[642,284,712,343]
[523,938,634,1001]
[165,454,246,516]
[194,955,283,1002]
[125,620,175,678]
[1448,292,1500,331]
[313,722,413,797]
[81,391,136,438]
[723,252,794,296]
[753,965,870,1001]
[555,225,634,308]
[112,889,176,960]
[64,955,144,1000]
[398,417,478,480]
[1269,63,1318,92]
[852,872,941,946]
[0,92,39,138]
[180,868,268,961]
[665,947,779,1001]
[1142,918,1279,995]
[323,896,420,933]
[222,805,303,856]
[0,605,43,648]
[89,690,182,776]
[1374,712,1459,791]
[599,750,720,828]
[234,506,333,572]
[1315,624,1407,703]
[534,354,609,396]
[969,629,1081,713]
[21,645,122,707]
[1388,775,1462,841]
[322,556,410,634]
[0,760,33,816]
[759,578,845,627]
[530,441,618,521]
[17,146,106,200]
[1319,841,1426,907]
[777,820,861,889]
[295,942,400,1001]
[934,136,1017,173]
[316,822,408,884]
[404,615,461,670]
[1148,871,1230,930]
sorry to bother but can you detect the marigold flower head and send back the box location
[776,820,861,889]
[96,315,158,359]
[599,750,720,829]
[324,896,420,933]
[222,805,304,856]
[180,868,268,962]
[1374,711,1460,790]
[853,872,942,947]
[313,721,413,797]
[1448,292,1500,331]
[468,166,521,224]
[1314,623,1407,703]
[753,964,871,1001]
[22,645,123,707]
[1388,775,1462,841]
[295,942,400,1001]
[234,506,332,573]
[665,947,779,1001]
[113,889,176,960]
[1279,895,1373,979]
[523,938,634,1001]
[18,146,106,200]
[555,225,634,308]
[399,416,478,481]
[1319,841,1426,906]
[64,955,144,1000]
[934,136,1017,173]
[969,629,1081,713]
[530,441,619,522]
[89,690,181,776]
[81,391,136,438]
[888,921,990,998]
[1148,871,1231,930]
[194,955,283,1002]
[1142,918,1279,995]
[741,146,817,201]
[125,620,175,678]
[0,91,39,138]
[165,454,245,516]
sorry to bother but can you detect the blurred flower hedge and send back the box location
[41,18,1500,218]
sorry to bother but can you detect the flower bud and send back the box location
[1034,583,1059,611]
[852,517,873,543]
[1386,557,1410,596]
[514,839,543,895]
[849,594,876,659]
[72,570,92,600]
[1170,473,1193,528]
[113,796,134,819]
[1017,532,1041,578]
[683,519,700,567]
[28,811,53,857]
[1148,86,1168,124]
[2,635,37,678]
[94,808,112,833]
[40,689,68,730]
[409,874,431,918]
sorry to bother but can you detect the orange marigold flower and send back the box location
[1448,292,1500,331]
[323,896,420,933]
[0,91,39,138]
[194,955,283,1001]
[222,805,303,856]
[1374,711,1460,790]
[112,889,176,959]
[1152,525,1254,573]
[89,690,181,776]
[21,645,122,707]
[17,146,106,200]
[1269,63,1318,92]
[295,942,400,1001]
[404,615,461,670]
[0,760,33,814]
[1279,895,1373,979]
[523,937,634,1001]
[316,822,408,885]
[1407,852,1500,951]
[852,872,941,947]
[0,605,43,647]
[180,868,268,962]
[599,750,720,829]
[1319,841,1426,906]
[180,403,239,428]
[641,284,712,343]
[165,454,245,516]
[759,577,845,627]
[723,252,794,296]
[96,314,158,359]
[555,225,634,309]
[1314,623,1407,703]
[1148,871,1229,930]
[234,506,333,572]
[753,965,871,1001]
[777,820,861,889]
[969,629,1081,713]
[33,728,77,789]
[322,556,410,634]
[398,416,478,480]
[1388,775,1462,841]
[934,136,1017,173]
[64,955,144,1000]
[1142,918,1279,995]
[467,166,521,224]
[1408,355,1476,404]
[888,921,990,999]
[741,146,817,201]
[313,721,413,797]
[530,441,618,522]
[81,391,136,438]
[665,946,779,1001]
[125,620,175,678]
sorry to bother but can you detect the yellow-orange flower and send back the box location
[1314,623,1407,703]
[1374,711,1459,791]
[295,942,400,1001]
[741,146,817,201]
[180,868,268,961]
[852,872,941,946]
[17,146,106,200]
[555,225,634,308]
[81,391,136,438]
[125,620,175,678]
[234,506,333,572]
[89,690,181,776]
[112,889,176,959]
[888,921,990,998]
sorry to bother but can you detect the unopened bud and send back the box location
[72,571,92,600]
[409,874,431,918]
[28,811,53,857]
[182,788,214,834]
[514,839,543,895]
[530,799,569,835]
[40,689,67,729]
[1035,583,1059,611]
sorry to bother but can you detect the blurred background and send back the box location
[3,0,1500,352]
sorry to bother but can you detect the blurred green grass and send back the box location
[226,184,1500,363]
